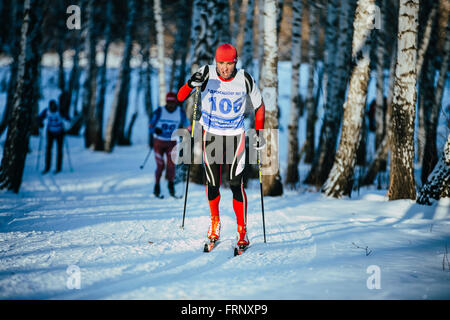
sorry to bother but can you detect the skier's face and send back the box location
[166,101,177,113]
[216,61,236,80]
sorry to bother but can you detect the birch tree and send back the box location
[104,0,137,152]
[0,2,23,136]
[91,0,114,151]
[388,0,419,201]
[154,0,166,106]
[188,0,217,185]
[374,0,387,156]
[417,134,450,205]
[82,0,98,149]
[261,0,283,196]
[417,1,438,168]
[306,0,355,187]
[323,0,375,198]
[421,15,449,184]
[0,0,43,193]
[285,0,303,188]
[241,0,255,74]
[169,0,191,92]
[142,0,153,121]
[303,2,320,164]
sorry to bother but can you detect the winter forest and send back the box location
[0,0,449,300]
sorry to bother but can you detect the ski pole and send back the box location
[181,87,200,229]
[64,136,73,172]
[36,129,43,171]
[257,132,266,243]
[140,148,153,170]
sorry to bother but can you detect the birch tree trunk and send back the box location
[0,0,43,193]
[323,0,375,198]
[421,16,450,185]
[303,2,320,164]
[241,0,255,74]
[104,0,137,152]
[142,0,153,121]
[82,0,98,149]
[188,0,215,185]
[285,0,303,188]
[216,0,231,45]
[388,0,419,201]
[169,0,191,92]
[417,134,450,205]
[91,0,113,151]
[66,35,81,120]
[261,0,283,196]
[375,0,387,155]
[417,1,438,168]
[232,0,243,46]
[154,0,166,106]
[304,0,339,186]
[306,0,355,187]
[362,43,397,186]
[0,2,23,136]
[257,0,265,87]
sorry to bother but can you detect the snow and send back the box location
[0,61,449,300]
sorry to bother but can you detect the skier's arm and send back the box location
[177,82,193,102]
[149,108,162,134]
[244,72,264,131]
[177,66,209,102]
[38,109,47,128]
[255,103,265,131]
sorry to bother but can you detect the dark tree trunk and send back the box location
[0,0,43,193]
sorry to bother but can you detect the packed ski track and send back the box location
[0,137,449,300]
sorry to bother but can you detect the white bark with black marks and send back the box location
[261,0,283,196]
[388,0,419,200]
[286,0,303,188]
[323,0,375,198]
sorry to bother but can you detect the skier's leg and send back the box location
[230,178,249,246]
[55,133,63,172]
[230,132,248,246]
[153,139,165,195]
[43,133,53,173]
[165,141,177,195]
[203,130,222,240]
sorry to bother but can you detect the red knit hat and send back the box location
[166,92,177,103]
[215,43,237,63]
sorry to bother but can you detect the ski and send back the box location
[234,244,249,256]
[153,194,164,199]
[203,239,219,252]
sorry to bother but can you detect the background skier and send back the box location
[149,92,189,198]
[38,100,70,174]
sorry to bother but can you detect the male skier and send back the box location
[177,43,265,250]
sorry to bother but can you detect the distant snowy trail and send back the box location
[1,136,450,299]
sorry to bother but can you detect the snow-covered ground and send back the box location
[0,61,449,300]
[0,135,449,299]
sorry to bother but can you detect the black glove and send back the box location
[188,71,206,88]
[154,127,163,135]
[252,130,266,151]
